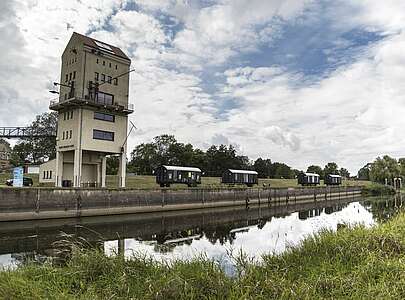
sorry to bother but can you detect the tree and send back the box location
[369,155,400,184]
[254,158,272,178]
[128,142,158,175]
[10,112,57,165]
[339,168,350,178]
[270,162,294,179]
[9,143,33,167]
[106,156,119,175]
[357,163,371,180]
[324,162,339,176]
[306,165,324,179]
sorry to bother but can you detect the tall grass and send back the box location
[3,212,405,299]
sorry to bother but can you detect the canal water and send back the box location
[0,194,402,272]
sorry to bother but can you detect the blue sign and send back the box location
[13,167,23,187]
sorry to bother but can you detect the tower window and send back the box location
[95,72,99,81]
[69,73,72,80]
[109,62,111,68]
[65,74,68,82]
[93,129,114,141]
[107,76,112,84]
[103,60,105,66]
[62,131,65,140]
[97,58,99,64]
[95,91,113,105]
[73,71,76,79]
[94,112,115,122]
[69,130,72,139]
[115,64,118,70]
[113,78,118,86]
[101,74,105,82]
[70,111,73,119]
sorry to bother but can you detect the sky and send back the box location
[1,0,405,174]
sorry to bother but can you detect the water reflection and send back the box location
[0,194,403,269]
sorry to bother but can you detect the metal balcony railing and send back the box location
[49,95,134,114]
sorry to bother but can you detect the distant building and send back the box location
[0,139,11,172]
[39,32,133,187]
[23,164,40,174]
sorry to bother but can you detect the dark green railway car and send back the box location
[221,169,258,187]
[155,165,202,187]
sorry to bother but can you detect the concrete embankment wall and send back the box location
[0,186,362,222]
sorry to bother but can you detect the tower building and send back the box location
[40,32,133,188]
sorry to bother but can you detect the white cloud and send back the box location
[2,0,405,175]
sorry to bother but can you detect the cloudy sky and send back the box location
[1,0,405,174]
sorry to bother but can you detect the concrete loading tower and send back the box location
[40,32,133,188]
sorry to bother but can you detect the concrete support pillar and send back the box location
[118,152,126,188]
[73,149,82,188]
[118,238,125,256]
[101,156,107,188]
[97,159,102,187]
[55,151,64,187]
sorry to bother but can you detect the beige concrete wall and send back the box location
[59,35,84,101]
[39,159,56,183]
[81,109,127,154]
[83,50,130,106]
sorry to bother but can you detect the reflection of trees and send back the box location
[298,203,349,220]
[362,194,404,223]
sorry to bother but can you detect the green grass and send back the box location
[1,172,372,189]
[3,209,405,298]
[106,175,371,189]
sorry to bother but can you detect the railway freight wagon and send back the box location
[155,165,202,187]
[297,172,320,186]
[324,174,342,185]
[222,169,258,187]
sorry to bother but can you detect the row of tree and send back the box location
[357,155,405,184]
[305,163,350,180]
[2,112,355,179]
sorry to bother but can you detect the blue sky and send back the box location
[1,0,405,174]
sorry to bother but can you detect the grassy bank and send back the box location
[2,211,405,299]
[362,183,396,196]
[0,172,371,189]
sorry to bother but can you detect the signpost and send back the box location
[13,167,23,187]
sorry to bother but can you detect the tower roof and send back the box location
[72,32,130,61]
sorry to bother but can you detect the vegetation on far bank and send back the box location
[362,182,396,196]
[2,207,405,299]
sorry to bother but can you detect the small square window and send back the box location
[115,65,118,70]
